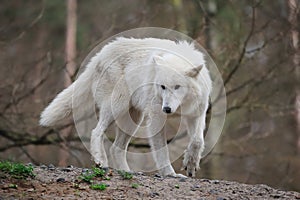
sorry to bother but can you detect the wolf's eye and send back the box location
[161,85,166,90]
[174,85,180,90]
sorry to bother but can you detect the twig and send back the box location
[224,4,256,86]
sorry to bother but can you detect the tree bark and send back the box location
[59,0,77,166]
[288,0,300,153]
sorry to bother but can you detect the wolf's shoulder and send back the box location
[105,37,203,62]
[105,37,200,50]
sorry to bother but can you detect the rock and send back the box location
[102,167,109,172]
[56,178,66,183]
[191,184,200,191]
[26,163,34,167]
[154,173,162,178]
[61,168,72,172]
[209,189,218,194]
[48,164,55,170]
[150,192,160,197]
[136,172,145,176]
[48,164,55,168]
[201,179,211,183]
[27,188,35,192]
[40,165,47,169]
[82,168,89,173]
[270,193,283,198]
[179,177,187,182]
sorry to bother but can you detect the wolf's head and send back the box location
[152,53,203,114]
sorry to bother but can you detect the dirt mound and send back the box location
[1,165,299,200]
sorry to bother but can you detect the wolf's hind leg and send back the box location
[91,121,109,167]
[110,108,142,171]
[91,88,132,167]
[90,99,116,167]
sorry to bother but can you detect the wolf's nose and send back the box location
[163,106,172,114]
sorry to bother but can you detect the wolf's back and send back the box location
[39,66,95,126]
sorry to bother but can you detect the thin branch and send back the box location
[227,54,288,113]
[19,146,39,165]
[0,127,81,152]
[226,78,255,96]
[3,74,49,112]
[224,5,256,86]
[3,62,67,113]
[10,0,45,43]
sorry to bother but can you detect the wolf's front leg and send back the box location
[109,127,132,171]
[148,127,186,178]
[182,116,205,177]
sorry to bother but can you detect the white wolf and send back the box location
[40,37,212,177]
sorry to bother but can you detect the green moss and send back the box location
[117,170,133,180]
[131,183,139,189]
[0,161,35,179]
[90,183,107,190]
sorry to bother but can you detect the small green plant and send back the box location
[131,183,139,189]
[117,170,133,180]
[79,173,95,183]
[0,161,35,179]
[8,183,18,189]
[78,167,108,184]
[90,183,107,190]
[92,167,105,177]
[77,166,111,191]
[74,190,81,197]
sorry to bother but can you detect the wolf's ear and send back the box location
[152,55,165,65]
[185,65,203,77]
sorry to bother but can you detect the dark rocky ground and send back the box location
[0,164,299,200]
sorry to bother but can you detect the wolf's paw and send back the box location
[182,151,200,177]
[93,158,108,168]
[181,163,198,177]
[165,172,187,179]
[160,166,187,178]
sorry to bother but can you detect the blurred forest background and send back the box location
[0,0,299,192]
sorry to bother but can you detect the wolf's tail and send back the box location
[39,67,95,127]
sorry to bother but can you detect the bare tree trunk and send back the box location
[195,1,216,50]
[172,0,187,34]
[288,0,300,153]
[59,0,77,166]
[65,0,77,85]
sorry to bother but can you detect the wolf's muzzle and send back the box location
[163,106,172,114]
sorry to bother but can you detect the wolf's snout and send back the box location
[163,106,172,114]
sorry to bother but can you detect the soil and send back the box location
[0,164,299,200]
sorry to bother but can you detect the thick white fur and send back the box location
[40,37,212,177]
